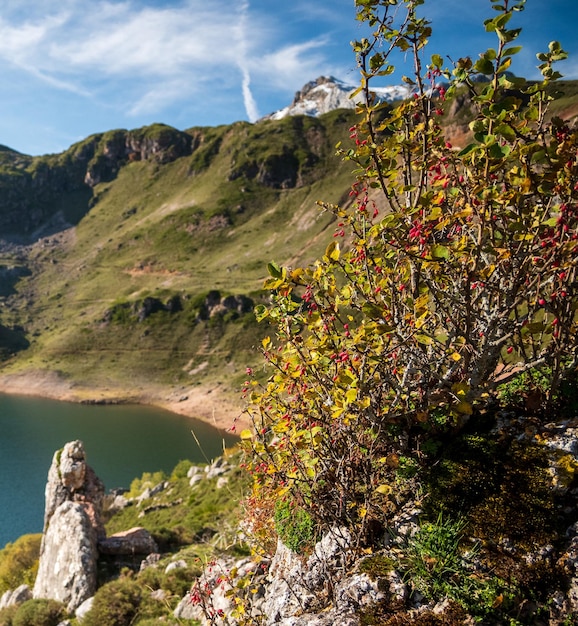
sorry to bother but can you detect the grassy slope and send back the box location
[0,110,357,405]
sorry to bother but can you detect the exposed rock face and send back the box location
[33,440,105,612]
[174,527,385,625]
[33,501,99,612]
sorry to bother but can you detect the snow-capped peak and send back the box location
[263,76,410,121]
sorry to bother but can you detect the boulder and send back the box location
[33,501,98,612]
[33,440,105,612]
[0,584,32,609]
[98,527,158,556]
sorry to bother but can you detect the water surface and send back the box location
[0,393,236,549]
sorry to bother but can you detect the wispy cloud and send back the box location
[0,0,344,123]
[235,1,260,122]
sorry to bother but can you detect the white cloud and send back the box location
[257,38,349,91]
[0,0,353,123]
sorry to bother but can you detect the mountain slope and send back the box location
[0,78,577,424]
[0,110,358,423]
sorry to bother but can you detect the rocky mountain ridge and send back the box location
[264,75,410,120]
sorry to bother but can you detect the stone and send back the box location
[33,441,105,612]
[75,596,94,622]
[33,501,98,612]
[0,584,32,609]
[98,527,158,555]
[165,559,187,573]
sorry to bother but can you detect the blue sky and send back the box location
[0,0,576,156]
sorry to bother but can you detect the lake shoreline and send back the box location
[0,369,249,434]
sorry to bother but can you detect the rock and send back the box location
[140,553,162,571]
[216,476,229,489]
[150,588,169,602]
[0,584,32,609]
[42,440,105,539]
[98,527,158,555]
[165,559,187,573]
[33,501,99,612]
[75,596,94,622]
[33,441,105,612]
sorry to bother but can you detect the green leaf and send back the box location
[431,53,443,68]
[430,244,450,260]
[267,261,283,279]
[503,45,522,57]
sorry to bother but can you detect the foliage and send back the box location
[0,535,41,595]
[82,577,143,626]
[126,471,167,499]
[273,499,317,553]
[398,513,507,616]
[243,0,577,547]
[10,599,65,626]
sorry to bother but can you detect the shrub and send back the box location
[243,0,577,545]
[82,578,143,626]
[0,535,41,594]
[11,599,65,626]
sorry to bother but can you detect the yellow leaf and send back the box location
[345,388,358,404]
[325,241,341,261]
[450,352,462,361]
[359,506,368,518]
[376,484,392,495]
[240,429,253,440]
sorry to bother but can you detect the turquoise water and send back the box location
[0,393,237,549]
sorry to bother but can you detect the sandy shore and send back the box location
[0,370,250,434]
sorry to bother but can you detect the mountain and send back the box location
[0,109,359,421]
[0,78,576,422]
[264,75,410,120]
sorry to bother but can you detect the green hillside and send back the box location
[0,110,358,415]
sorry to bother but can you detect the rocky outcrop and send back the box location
[0,585,32,610]
[84,124,193,186]
[33,440,105,612]
[0,123,193,242]
[174,527,386,625]
[98,527,158,556]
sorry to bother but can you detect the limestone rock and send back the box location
[33,501,98,612]
[0,584,32,609]
[98,527,158,555]
[75,596,94,622]
[42,440,105,538]
[33,440,105,612]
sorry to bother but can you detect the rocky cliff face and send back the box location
[0,124,193,242]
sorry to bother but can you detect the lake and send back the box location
[0,393,237,549]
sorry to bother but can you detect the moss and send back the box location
[358,554,395,581]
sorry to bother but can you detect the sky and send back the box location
[0,0,576,156]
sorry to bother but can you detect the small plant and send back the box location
[82,577,143,626]
[401,512,475,602]
[273,499,317,553]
